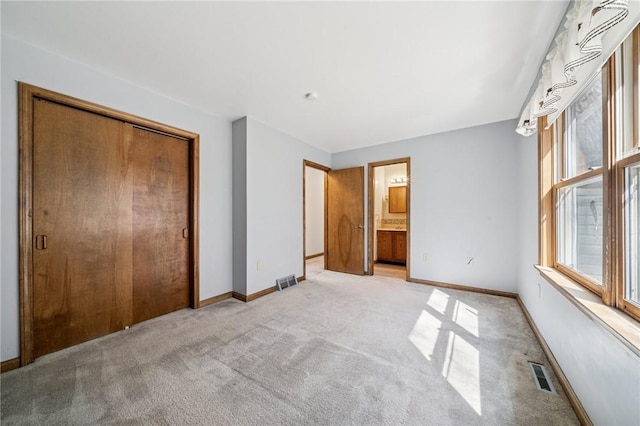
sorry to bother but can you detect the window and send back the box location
[539,25,640,321]
[555,76,605,292]
[618,27,640,319]
[556,177,604,285]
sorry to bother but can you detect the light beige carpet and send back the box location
[1,268,578,425]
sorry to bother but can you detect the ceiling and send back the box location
[1,1,569,153]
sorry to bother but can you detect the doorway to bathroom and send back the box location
[368,158,410,280]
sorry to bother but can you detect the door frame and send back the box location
[18,83,201,366]
[302,160,330,280]
[367,158,411,279]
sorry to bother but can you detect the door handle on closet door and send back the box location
[35,235,47,250]
[182,228,188,239]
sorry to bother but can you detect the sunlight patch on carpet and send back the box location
[442,331,481,415]
[408,310,441,361]
[453,300,479,338]
[426,288,449,315]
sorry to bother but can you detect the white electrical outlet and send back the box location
[257,260,263,270]
[423,254,429,263]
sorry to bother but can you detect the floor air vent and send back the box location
[529,362,556,394]
[276,274,297,291]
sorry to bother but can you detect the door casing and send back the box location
[368,158,411,279]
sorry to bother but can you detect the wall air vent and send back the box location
[276,274,297,291]
[529,362,557,394]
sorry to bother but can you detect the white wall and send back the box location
[305,166,325,256]
[332,119,519,293]
[1,35,233,362]
[516,134,640,425]
[245,118,330,295]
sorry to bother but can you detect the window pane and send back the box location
[619,35,638,157]
[625,163,640,305]
[557,178,603,284]
[565,75,603,178]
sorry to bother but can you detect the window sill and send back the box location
[535,265,640,357]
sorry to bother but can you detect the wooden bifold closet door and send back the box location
[32,99,189,358]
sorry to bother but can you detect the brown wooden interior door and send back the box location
[326,167,365,274]
[132,126,190,324]
[32,99,133,358]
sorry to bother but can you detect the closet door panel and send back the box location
[132,127,189,324]
[32,100,133,358]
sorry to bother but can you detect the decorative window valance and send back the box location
[516,0,638,136]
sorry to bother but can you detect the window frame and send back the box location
[552,67,608,297]
[538,25,640,322]
[616,152,640,319]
